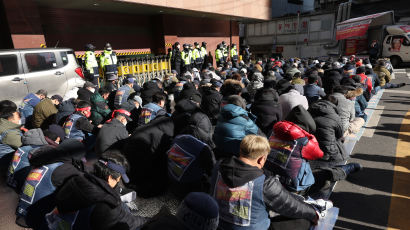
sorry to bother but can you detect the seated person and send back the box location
[211,135,331,230]
[19,89,47,125]
[48,150,147,230]
[138,92,167,125]
[304,74,325,104]
[63,101,101,141]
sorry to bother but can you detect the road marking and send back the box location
[384,89,410,95]
[362,105,384,138]
[387,111,410,230]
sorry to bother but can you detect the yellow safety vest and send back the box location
[230,47,238,59]
[100,50,118,69]
[181,50,191,65]
[200,47,207,58]
[215,49,223,62]
[193,48,201,60]
[85,51,98,71]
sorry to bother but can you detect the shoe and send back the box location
[398,83,406,88]
[338,163,362,176]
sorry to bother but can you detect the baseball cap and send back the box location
[83,81,96,88]
[98,159,130,183]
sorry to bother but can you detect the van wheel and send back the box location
[390,56,401,68]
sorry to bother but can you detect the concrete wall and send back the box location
[118,0,271,20]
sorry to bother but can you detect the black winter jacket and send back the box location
[172,99,215,148]
[308,100,347,167]
[141,81,162,105]
[56,173,147,230]
[122,116,174,198]
[56,98,76,125]
[218,157,317,221]
[95,119,129,155]
[250,88,282,136]
[200,86,223,125]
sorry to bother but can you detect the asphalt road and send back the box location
[332,68,410,230]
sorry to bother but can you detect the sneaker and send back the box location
[338,163,363,176]
[398,83,406,88]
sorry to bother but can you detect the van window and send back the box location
[24,52,57,72]
[60,51,69,66]
[0,54,18,77]
[386,36,392,44]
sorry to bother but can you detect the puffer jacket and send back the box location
[273,121,323,160]
[200,86,223,125]
[0,118,22,149]
[172,99,214,148]
[90,92,111,125]
[308,100,346,167]
[373,65,392,87]
[213,104,259,158]
[279,89,309,119]
[32,98,58,129]
[250,88,282,137]
[331,92,355,133]
[56,99,76,125]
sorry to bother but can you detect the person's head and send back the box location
[0,100,17,112]
[83,81,96,93]
[76,100,92,118]
[293,72,302,79]
[307,74,318,84]
[35,89,48,100]
[227,95,246,109]
[51,95,63,105]
[239,135,270,169]
[378,59,386,67]
[356,66,366,75]
[105,43,112,51]
[113,109,132,126]
[0,107,20,125]
[152,92,166,108]
[124,78,135,86]
[220,79,244,97]
[43,129,61,144]
[98,87,110,100]
[129,95,142,109]
[94,150,130,188]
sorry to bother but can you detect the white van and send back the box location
[382,25,410,66]
[0,48,85,104]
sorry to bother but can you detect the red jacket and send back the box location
[353,73,372,93]
[272,121,323,160]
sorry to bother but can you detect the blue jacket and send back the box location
[138,102,166,125]
[213,104,259,157]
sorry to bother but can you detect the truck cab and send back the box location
[382,25,410,66]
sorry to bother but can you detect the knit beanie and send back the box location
[176,192,219,230]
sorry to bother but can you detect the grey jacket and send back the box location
[331,92,355,133]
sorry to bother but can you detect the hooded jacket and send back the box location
[308,100,347,167]
[373,65,391,87]
[217,157,317,226]
[200,86,223,125]
[122,116,174,198]
[213,104,259,158]
[0,118,22,149]
[140,81,162,105]
[331,92,355,133]
[56,98,76,125]
[246,72,264,99]
[32,98,58,129]
[250,88,282,137]
[90,92,111,125]
[95,118,129,155]
[55,173,146,230]
[279,89,309,119]
[172,99,214,148]
[322,69,342,95]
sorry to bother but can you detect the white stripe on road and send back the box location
[384,89,410,95]
[362,105,385,138]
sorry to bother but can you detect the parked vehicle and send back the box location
[0,48,85,104]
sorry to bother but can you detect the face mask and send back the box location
[89,88,95,93]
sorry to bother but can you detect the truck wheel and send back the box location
[390,56,401,68]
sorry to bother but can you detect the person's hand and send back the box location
[305,199,333,225]
[97,124,103,128]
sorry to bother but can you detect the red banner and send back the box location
[336,19,371,40]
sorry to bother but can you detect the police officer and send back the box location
[192,42,202,70]
[171,42,182,76]
[188,44,194,69]
[215,44,224,67]
[221,41,228,64]
[100,43,118,76]
[200,42,208,70]
[84,44,99,85]
[230,43,239,65]
[181,44,192,74]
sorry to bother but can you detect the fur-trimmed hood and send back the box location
[346,87,363,99]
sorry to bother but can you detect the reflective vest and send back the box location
[7,146,37,189]
[16,162,64,223]
[222,47,228,57]
[181,50,191,65]
[192,48,202,64]
[265,133,315,192]
[84,51,99,75]
[168,135,208,183]
[212,168,270,230]
[230,47,238,60]
[215,49,224,63]
[100,50,118,74]
[200,47,207,58]
[63,114,86,141]
[138,102,164,125]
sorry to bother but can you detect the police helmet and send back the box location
[194,42,199,46]
[85,44,95,51]
[202,42,207,46]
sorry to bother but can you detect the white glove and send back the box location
[305,198,333,222]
